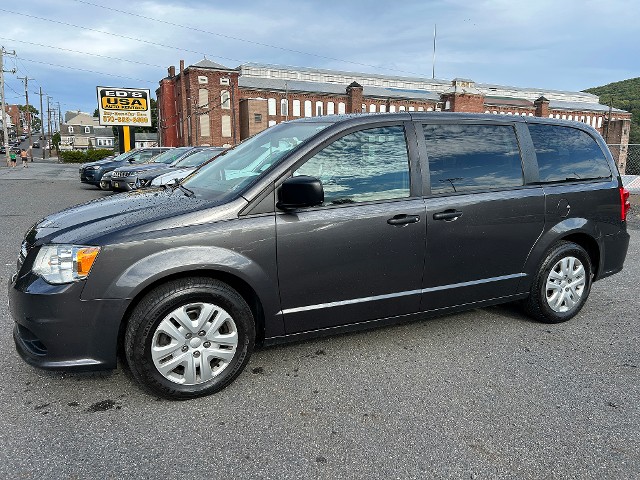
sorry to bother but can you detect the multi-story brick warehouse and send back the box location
[156,59,633,172]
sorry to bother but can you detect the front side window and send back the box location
[528,124,611,183]
[294,125,410,205]
[423,124,523,195]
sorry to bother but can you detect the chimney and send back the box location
[534,96,550,117]
[179,60,185,74]
[168,66,175,77]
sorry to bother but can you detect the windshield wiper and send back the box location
[172,183,195,197]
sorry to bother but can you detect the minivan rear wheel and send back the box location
[124,277,255,399]
[524,241,592,323]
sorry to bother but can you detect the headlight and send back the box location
[88,165,101,170]
[32,245,101,284]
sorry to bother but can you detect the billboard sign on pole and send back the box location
[96,86,152,127]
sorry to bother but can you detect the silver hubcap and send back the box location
[151,302,238,385]
[545,256,586,313]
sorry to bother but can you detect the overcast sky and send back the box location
[1,0,638,117]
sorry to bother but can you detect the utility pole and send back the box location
[18,76,34,161]
[57,102,61,134]
[47,96,53,158]
[38,86,45,159]
[1,46,17,167]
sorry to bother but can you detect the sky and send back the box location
[1,0,639,118]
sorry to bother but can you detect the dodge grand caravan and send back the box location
[9,113,630,399]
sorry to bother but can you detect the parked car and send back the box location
[9,113,630,400]
[144,147,227,188]
[79,147,170,187]
[32,141,40,149]
[110,147,197,192]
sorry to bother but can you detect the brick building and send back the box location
[157,60,633,171]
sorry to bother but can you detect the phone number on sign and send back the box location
[102,116,150,124]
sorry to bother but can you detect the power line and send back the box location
[16,55,157,84]
[0,8,245,65]
[72,0,429,78]
[0,36,166,69]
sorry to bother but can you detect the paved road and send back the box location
[0,163,638,479]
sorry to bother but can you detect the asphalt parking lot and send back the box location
[0,162,638,479]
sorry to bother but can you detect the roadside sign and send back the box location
[96,86,152,127]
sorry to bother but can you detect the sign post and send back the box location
[96,86,152,153]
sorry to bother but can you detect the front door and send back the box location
[276,124,426,334]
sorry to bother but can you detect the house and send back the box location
[134,132,159,148]
[60,112,115,151]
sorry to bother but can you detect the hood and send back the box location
[115,163,170,173]
[24,188,230,246]
[152,168,195,185]
[83,158,118,168]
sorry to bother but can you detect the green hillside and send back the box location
[584,77,640,143]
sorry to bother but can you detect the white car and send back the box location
[151,147,226,187]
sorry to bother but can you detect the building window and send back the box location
[268,98,277,116]
[390,105,396,113]
[444,101,450,110]
[338,102,346,114]
[221,115,231,137]
[304,100,312,117]
[84,126,90,133]
[369,104,376,113]
[316,101,323,116]
[221,90,230,109]
[199,114,210,137]
[281,99,289,117]
[68,126,74,133]
[427,107,433,112]
[380,105,387,113]
[219,77,230,86]
[418,107,424,112]
[293,100,301,117]
[199,88,208,108]
[361,104,366,113]
[198,76,208,84]
[409,106,415,112]
[597,116,603,128]
[327,102,335,115]
[254,113,262,123]
[399,106,406,111]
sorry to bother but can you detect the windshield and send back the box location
[182,121,332,200]
[149,147,192,164]
[174,148,226,168]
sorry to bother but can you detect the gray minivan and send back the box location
[9,113,631,399]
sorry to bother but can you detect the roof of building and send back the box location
[64,112,99,126]
[239,77,441,101]
[189,58,236,71]
[548,100,627,113]
[484,97,534,107]
[94,127,114,137]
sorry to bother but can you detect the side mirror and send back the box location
[277,176,324,211]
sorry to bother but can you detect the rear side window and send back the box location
[422,124,523,195]
[528,124,611,182]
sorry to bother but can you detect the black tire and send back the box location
[524,241,593,324]
[124,277,255,399]
[99,181,111,191]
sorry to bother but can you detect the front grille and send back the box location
[15,324,48,356]
[17,241,28,273]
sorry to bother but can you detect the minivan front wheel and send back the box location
[525,241,593,323]
[124,278,255,399]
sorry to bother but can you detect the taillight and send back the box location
[620,187,631,221]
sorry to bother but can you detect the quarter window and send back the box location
[294,126,411,205]
[528,124,611,182]
[423,124,524,195]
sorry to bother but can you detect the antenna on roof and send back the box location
[432,24,437,79]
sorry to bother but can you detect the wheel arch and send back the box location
[116,269,267,363]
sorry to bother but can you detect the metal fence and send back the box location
[608,144,640,175]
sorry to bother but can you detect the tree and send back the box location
[52,131,61,154]
[93,108,99,118]
[17,105,41,133]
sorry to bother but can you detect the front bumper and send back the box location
[80,169,101,185]
[9,273,129,371]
